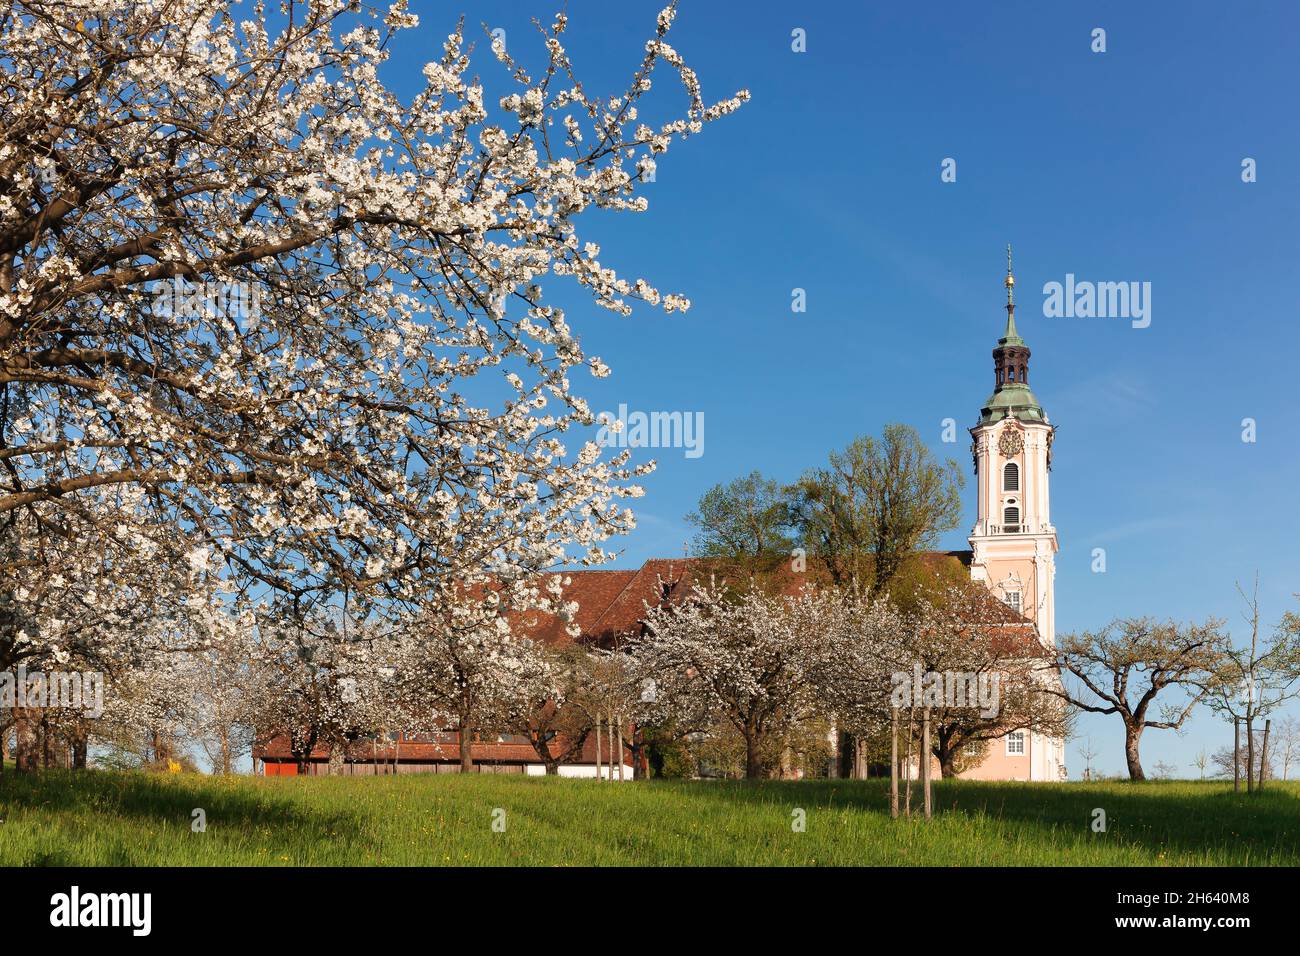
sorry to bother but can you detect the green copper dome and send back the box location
[979,382,1046,424]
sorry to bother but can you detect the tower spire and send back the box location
[1001,243,1022,344]
[980,243,1043,422]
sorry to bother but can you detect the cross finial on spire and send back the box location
[999,243,1023,345]
[1005,243,1015,308]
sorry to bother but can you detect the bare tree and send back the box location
[1211,734,1274,782]
[1201,578,1300,793]
[1271,716,1299,781]
[1077,736,1099,781]
[1048,618,1226,780]
[1192,747,1209,780]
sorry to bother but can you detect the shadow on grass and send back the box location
[0,768,363,865]
[653,777,1300,864]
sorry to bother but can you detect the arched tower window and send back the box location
[1003,462,1019,491]
[1003,505,1020,530]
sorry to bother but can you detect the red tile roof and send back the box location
[505,569,640,647]
[518,551,994,648]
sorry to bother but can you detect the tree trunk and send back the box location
[616,716,624,782]
[458,727,474,773]
[921,709,932,820]
[837,731,854,779]
[743,729,764,780]
[1245,714,1255,794]
[292,729,317,776]
[903,713,913,817]
[934,727,955,779]
[629,727,646,780]
[14,708,38,772]
[327,742,346,776]
[647,737,665,779]
[1124,723,1145,781]
[1258,719,1270,792]
[71,726,88,769]
[220,728,233,775]
[936,751,957,779]
[40,713,53,768]
[889,709,898,819]
[523,723,565,776]
[1233,719,1241,793]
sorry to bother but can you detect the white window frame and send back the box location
[1005,731,1026,756]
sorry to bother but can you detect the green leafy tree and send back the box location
[685,470,794,568]
[788,424,963,595]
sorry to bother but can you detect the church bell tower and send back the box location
[966,246,1065,781]
[968,247,1058,650]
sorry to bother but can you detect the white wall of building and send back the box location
[524,763,635,780]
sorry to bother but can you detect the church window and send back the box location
[1003,505,1020,529]
[1006,731,1026,756]
[1003,462,1019,491]
[1005,591,1022,614]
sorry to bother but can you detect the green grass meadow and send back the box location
[1,770,1297,866]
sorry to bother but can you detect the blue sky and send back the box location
[386,1,1300,778]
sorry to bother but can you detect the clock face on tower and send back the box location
[998,429,1024,458]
